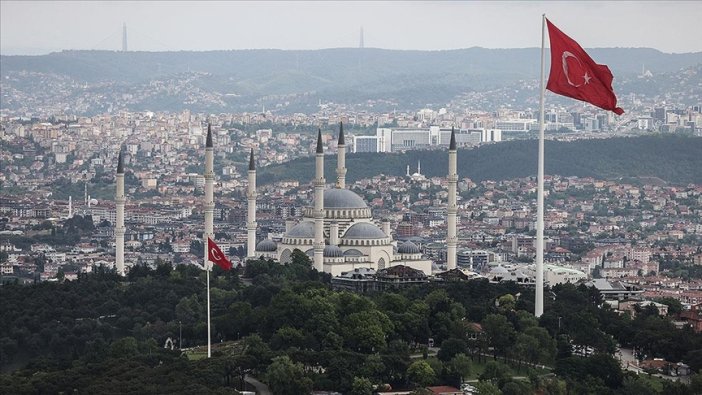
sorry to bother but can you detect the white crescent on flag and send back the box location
[210,247,221,261]
[561,51,591,88]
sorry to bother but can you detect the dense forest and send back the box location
[1,251,701,394]
[258,135,702,186]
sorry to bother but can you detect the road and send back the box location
[244,374,272,395]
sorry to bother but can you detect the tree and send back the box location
[482,314,516,359]
[497,294,516,312]
[502,380,532,395]
[109,337,138,358]
[265,356,312,395]
[437,338,468,362]
[480,361,510,386]
[407,360,435,388]
[449,353,472,382]
[473,381,502,395]
[350,377,374,395]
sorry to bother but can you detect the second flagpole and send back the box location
[204,125,215,358]
[535,14,546,318]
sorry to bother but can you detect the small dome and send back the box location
[256,239,277,252]
[398,241,420,254]
[343,222,387,239]
[321,188,368,209]
[286,221,315,238]
[490,265,509,274]
[343,249,364,256]
[324,245,344,257]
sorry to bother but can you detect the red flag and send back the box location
[546,19,624,115]
[207,237,232,271]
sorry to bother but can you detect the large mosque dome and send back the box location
[322,188,367,209]
[398,241,420,254]
[255,239,277,252]
[343,222,387,239]
[286,221,315,238]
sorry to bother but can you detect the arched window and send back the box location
[378,257,386,270]
[280,249,292,264]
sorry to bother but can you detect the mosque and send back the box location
[249,123,459,277]
[114,123,459,277]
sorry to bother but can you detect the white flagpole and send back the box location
[535,14,546,317]
[206,256,211,358]
[204,125,214,358]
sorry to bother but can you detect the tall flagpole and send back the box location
[535,14,546,317]
[204,125,214,357]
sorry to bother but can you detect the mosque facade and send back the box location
[252,123,459,277]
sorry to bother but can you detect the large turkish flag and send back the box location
[207,237,232,271]
[546,19,624,115]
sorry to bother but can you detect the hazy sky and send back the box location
[2,1,701,55]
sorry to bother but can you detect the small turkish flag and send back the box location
[207,237,232,271]
[546,19,624,115]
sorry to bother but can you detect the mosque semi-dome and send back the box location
[286,221,315,238]
[398,241,420,254]
[321,188,368,209]
[324,245,344,257]
[343,222,387,239]
[256,239,277,252]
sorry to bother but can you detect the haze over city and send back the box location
[2,1,702,54]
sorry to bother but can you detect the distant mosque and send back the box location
[114,122,459,277]
[249,123,459,276]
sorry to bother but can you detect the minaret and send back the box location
[68,196,73,218]
[115,150,126,276]
[204,125,215,252]
[336,122,347,189]
[247,148,257,258]
[447,127,458,270]
[417,160,421,175]
[313,129,325,272]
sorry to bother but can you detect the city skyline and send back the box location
[2,1,702,55]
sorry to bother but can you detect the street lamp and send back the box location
[179,320,182,349]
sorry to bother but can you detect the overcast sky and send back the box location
[2,1,701,55]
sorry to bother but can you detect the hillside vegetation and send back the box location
[258,135,702,186]
[3,48,700,84]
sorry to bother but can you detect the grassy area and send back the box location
[423,355,551,381]
[183,340,245,361]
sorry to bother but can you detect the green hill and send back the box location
[258,135,702,186]
[3,48,700,84]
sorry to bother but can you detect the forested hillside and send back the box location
[258,135,702,186]
[1,257,701,394]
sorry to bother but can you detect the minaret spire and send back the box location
[336,122,347,189]
[313,129,325,272]
[447,127,458,270]
[115,149,126,276]
[247,148,258,258]
[206,124,213,148]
